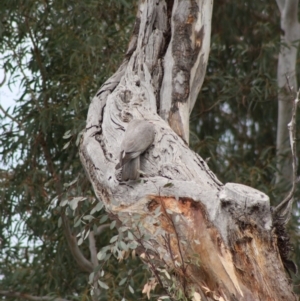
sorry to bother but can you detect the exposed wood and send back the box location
[80,0,297,299]
[160,0,213,143]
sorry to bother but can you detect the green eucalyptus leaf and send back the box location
[110,235,119,243]
[119,277,127,286]
[128,285,134,294]
[110,220,116,229]
[98,280,109,290]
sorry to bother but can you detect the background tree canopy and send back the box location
[0,0,299,300]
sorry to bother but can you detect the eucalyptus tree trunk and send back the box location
[80,0,296,300]
[275,0,300,189]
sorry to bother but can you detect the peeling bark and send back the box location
[160,0,213,143]
[80,0,296,299]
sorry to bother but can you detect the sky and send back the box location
[0,68,19,170]
[0,69,40,250]
[0,69,17,111]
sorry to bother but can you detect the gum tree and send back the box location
[1,0,299,300]
[80,0,298,300]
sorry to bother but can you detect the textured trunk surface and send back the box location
[275,0,300,188]
[80,0,296,300]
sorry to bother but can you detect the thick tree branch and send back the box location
[274,89,299,218]
[94,224,110,236]
[88,231,98,267]
[38,110,93,274]
[61,213,93,273]
[0,291,70,301]
[276,0,285,13]
[275,0,300,187]
[160,0,213,143]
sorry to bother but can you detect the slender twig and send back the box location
[25,16,48,109]
[38,132,62,193]
[285,74,294,95]
[5,40,40,111]
[135,226,175,301]
[160,201,185,272]
[0,104,24,129]
[0,69,6,87]
[0,291,70,301]
[160,201,188,294]
[274,89,299,216]
[162,234,175,264]
[190,98,224,121]
[88,232,101,301]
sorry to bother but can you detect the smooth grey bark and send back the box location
[275,0,300,188]
[80,0,296,299]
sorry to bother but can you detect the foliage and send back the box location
[190,0,300,291]
[0,0,299,300]
[191,2,280,190]
[0,0,148,300]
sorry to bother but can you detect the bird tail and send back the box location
[122,157,140,181]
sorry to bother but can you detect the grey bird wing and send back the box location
[121,157,140,181]
[115,149,141,169]
[116,120,155,170]
[123,120,155,153]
